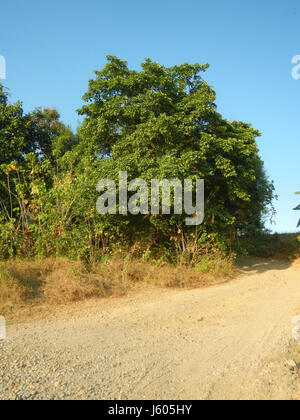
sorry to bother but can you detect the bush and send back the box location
[235,233,300,261]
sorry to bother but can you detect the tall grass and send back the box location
[0,252,235,321]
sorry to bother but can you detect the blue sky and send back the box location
[1,0,299,232]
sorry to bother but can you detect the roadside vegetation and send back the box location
[0,252,235,321]
[237,232,300,261]
[0,56,298,321]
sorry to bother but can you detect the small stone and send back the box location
[285,359,297,369]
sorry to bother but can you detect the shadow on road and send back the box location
[236,257,294,274]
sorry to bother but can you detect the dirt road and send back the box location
[1,258,300,400]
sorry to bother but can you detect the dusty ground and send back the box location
[1,258,300,400]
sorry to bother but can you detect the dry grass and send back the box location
[0,255,235,322]
[285,341,300,367]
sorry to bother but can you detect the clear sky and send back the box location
[1,0,299,232]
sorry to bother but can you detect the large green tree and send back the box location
[0,84,74,164]
[0,84,32,164]
[77,56,275,246]
[0,58,276,260]
[0,85,77,257]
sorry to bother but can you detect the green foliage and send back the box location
[0,85,32,164]
[0,56,276,263]
[77,56,275,251]
[236,232,300,260]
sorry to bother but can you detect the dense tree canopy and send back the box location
[78,56,275,245]
[0,57,276,261]
[0,85,32,164]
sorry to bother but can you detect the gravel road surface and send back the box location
[1,258,300,400]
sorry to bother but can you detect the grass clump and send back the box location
[0,251,235,322]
